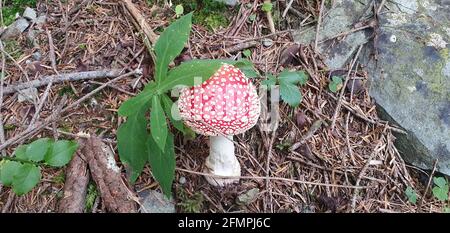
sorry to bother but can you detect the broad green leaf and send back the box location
[444,207,450,213]
[329,76,343,93]
[405,186,417,204]
[242,49,251,57]
[25,138,52,162]
[161,94,185,134]
[261,74,277,87]
[14,145,28,160]
[154,12,193,84]
[175,4,184,17]
[432,177,449,201]
[12,163,41,195]
[262,2,273,12]
[434,177,447,188]
[118,89,153,117]
[0,161,21,186]
[159,59,252,92]
[117,110,149,183]
[235,59,259,78]
[151,95,168,151]
[280,82,302,107]
[147,132,176,197]
[279,70,308,85]
[432,186,449,201]
[45,140,78,167]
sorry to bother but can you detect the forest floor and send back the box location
[0,0,447,213]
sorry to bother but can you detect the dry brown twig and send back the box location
[2,69,122,95]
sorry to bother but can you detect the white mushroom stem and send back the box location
[204,135,241,186]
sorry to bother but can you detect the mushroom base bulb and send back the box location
[204,135,241,186]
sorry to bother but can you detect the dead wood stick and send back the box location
[417,159,438,212]
[330,45,363,130]
[59,148,89,213]
[82,136,137,213]
[122,0,158,44]
[0,70,137,151]
[223,41,258,54]
[2,69,122,95]
[264,0,276,35]
[314,0,326,51]
[351,142,384,213]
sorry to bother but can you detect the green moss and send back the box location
[172,0,231,30]
[4,40,23,60]
[177,189,204,213]
[52,171,66,185]
[2,0,37,26]
[85,182,98,212]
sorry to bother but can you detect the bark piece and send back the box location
[83,136,137,213]
[58,150,89,213]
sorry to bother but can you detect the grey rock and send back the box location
[34,15,47,27]
[214,0,238,6]
[1,18,30,40]
[236,188,259,205]
[293,0,450,175]
[17,87,38,103]
[138,190,175,213]
[262,38,273,47]
[23,7,37,21]
[32,51,42,61]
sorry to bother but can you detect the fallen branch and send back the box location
[82,136,137,213]
[122,0,158,44]
[2,69,122,95]
[0,70,138,151]
[59,147,89,213]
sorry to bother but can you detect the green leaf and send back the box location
[432,177,449,201]
[25,138,52,162]
[175,4,184,17]
[242,49,251,58]
[280,82,302,107]
[147,132,176,197]
[279,70,308,85]
[444,207,450,213]
[154,12,193,84]
[14,145,28,160]
[262,2,273,12]
[432,186,449,201]
[118,89,154,117]
[117,111,149,183]
[160,59,253,92]
[261,74,277,87]
[329,76,343,93]
[0,161,21,186]
[151,95,168,151]
[405,186,417,204]
[161,94,185,134]
[434,177,447,188]
[11,163,41,195]
[234,59,259,78]
[249,14,256,21]
[44,140,78,167]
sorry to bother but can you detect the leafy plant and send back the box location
[178,189,204,213]
[405,186,418,204]
[0,138,78,195]
[432,177,449,202]
[261,2,273,12]
[117,13,257,197]
[242,49,251,58]
[262,70,309,107]
[329,76,343,93]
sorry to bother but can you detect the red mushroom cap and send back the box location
[178,63,260,136]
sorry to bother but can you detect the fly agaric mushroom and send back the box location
[178,63,260,186]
